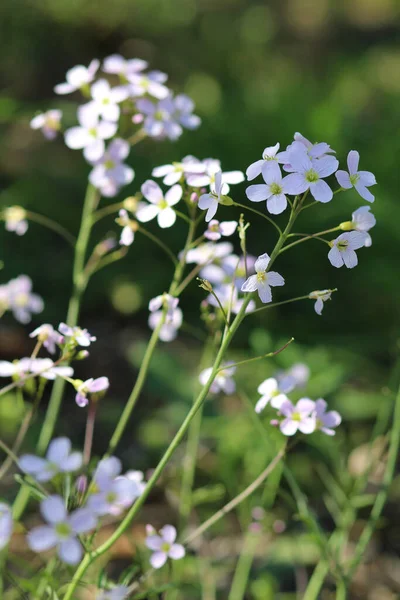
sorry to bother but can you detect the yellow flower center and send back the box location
[14,293,29,307]
[305,169,319,183]
[257,272,266,283]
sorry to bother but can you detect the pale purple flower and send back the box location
[328,231,365,269]
[87,457,142,516]
[185,241,233,266]
[128,71,170,99]
[30,109,62,140]
[19,437,82,482]
[246,143,286,180]
[3,206,28,236]
[0,503,12,551]
[75,376,109,407]
[152,156,205,186]
[58,323,96,347]
[118,209,135,246]
[149,293,178,317]
[221,254,257,290]
[186,159,244,192]
[137,181,182,228]
[135,97,181,140]
[125,470,146,495]
[336,151,376,202]
[313,399,341,435]
[308,290,332,315]
[207,284,255,315]
[89,138,134,197]
[283,147,339,203]
[173,94,201,130]
[5,275,44,323]
[255,377,289,414]
[96,585,130,600]
[276,363,310,393]
[241,253,284,303]
[103,54,148,78]
[291,132,335,159]
[145,525,185,569]
[204,220,237,241]
[64,104,117,162]
[199,362,236,395]
[279,399,316,436]
[148,300,183,342]
[246,162,290,214]
[198,171,225,222]
[87,79,129,122]
[30,324,63,354]
[54,59,100,94]
[351,206,376,247]
[0,357,73,381]
[27,495,97,564]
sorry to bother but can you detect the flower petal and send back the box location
[166,185,183,206]
[328,246,343,268]
[58,538,82,565]
[150,551,168,569]
[241,275,258,293]
[347,150,359,175]
[47,437,71,464]
[310,180,332,203]
[267,271,285,287]
[136,204,159,223]
[354,182,374,202]
[169,543,185,560]
[160,525,177,544]
[267,193,287,214]
[157,207,176,228]
[280,418,298,436]
[335,170,352,189]
[342,249,358,269]
[257,281,272,303]
[41,496,66,524]
[246,184,269,202]
[282,173,308,196]
[27,526,57,552]
[246,160,264,181]
[255,253,270,273]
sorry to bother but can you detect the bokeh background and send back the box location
[1,0,400,598]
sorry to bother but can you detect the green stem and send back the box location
[138,227,178,266]
[216,337,294,373]
[92,201,125,224]
[228,529,259,600]
[232,202,282,236]
[280,226,340,254]
[26,211,76,247]
[247,294,311,315]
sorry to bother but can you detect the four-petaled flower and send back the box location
[103,54,148,78]
[336,151,376,203]
[246,143,286,180]
[87,79,129,122]
[65,104,117,162]
[30,110,62,140]
[204,219,238,241]
[313,399,341,436]
[137,181,182,229]
[0,503,12,551]
[4,275,44,324]
[75,377,109,407]
[148,294,183,342]
[199,362,236,395]
[136,97,182,140]
[30,324,63,354]
[351,206,376,247]
[145,525,185,569]
[27,495,97,564]
[58,323,96,347]
[54,59,100,94]
[117,209,136,246]
[308,290,332,315]
[0,358,73,381]
[87,457,142,516]
[328,231,365,269]
[246,162,291,215]
[19,437,82,482]
[283,148,339,203]
[241,253,284,303]
[279,399,316,436]
[255,377,290,414]
[89,138,134,197]
[198,171,226,222]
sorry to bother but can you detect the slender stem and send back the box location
[216,338,294,373]
[232,202,282,236]
[280,226,340,254]
[83,402,97,466]
[175,210,192,225]
[0,438,20,468]
[228,529,259,600]
[138,227,178,266]
[247,294,311,315]
[174,263,205,297]
[26,211,76,247]
[92,201,125,224]
[127,129,147,145]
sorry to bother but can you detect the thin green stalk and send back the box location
[280,226,341,254]
[216,337,294,372]
[92,201,125,224]
[247,294,311,315]
[138,227,179,266]
[232,202,282,236]
[228,529,259,600]
[26,211,76,247]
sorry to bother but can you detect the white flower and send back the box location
[3,275,43,324]
[128,71,170,99]
[0,503,12,550]
[246,162,291,215]
[145,525,185,569]
[185,242,233,266]
[308,290,332,315]
[276,363,310,392]
[3,206,28,236]
[30,324,63,354]
[328,231,366,269]
[0,358,73,381]
[186,159,244,192]
[30,109,62,140]
[54,59,100,94]
[58,323,96,347]
[103,54,148,78]
[19,437,82,482]
[246,143,286,180]
[117,209,135,246]
[87,457,142,516]
[148,295,182,342]
[204,219,238,241]
[87,79,129,122]
[75,376,109,407]
[137,181,182,228]
[152,156,205,186]
[351,206,376,247]
[241,253,284,303]
[255,377,289,414]
[207,284,255,315]
[125,470,146,495]
[198,171,225,222]
[279,399,316,436]
[89,138,134,197]
[313,399,341,435]
[27,495,97,564]
[64,104,117,162]
[199,362,236,395]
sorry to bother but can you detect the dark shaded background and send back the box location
[1,1,400,598]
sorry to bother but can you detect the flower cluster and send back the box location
[0,275,43,323]
[148,294,182,342]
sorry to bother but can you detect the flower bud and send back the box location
[197,278,213,293]
[220,195,234,206]
[75,350,89,360]
[123,196,139,212]
[339,221,353,231]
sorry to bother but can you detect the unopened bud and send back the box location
[339,221,353,231]
[123,196,139,212]
[75,351,89,360]
[190,192,199,203]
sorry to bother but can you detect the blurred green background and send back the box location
[1,0,400,598]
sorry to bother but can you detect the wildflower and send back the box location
[87,79,129,122]
[152,156,205,186]
[30,109,62,140]
[173,94,201,131]
[29,324,63,354]
[246,162,291,214]
[0,503,12,550]
[204,219,237,241]
[0,358,73,381]
[96,586,130,600]
[246,143,286,180]
[75,377,109,407]
[89,138,134,197]
[148,293,178,317]
[125,470,146,495]
[5,275,44,323]
[58,323,96,347]
[185,242,233,266]
[290,132,335,160]
[117,209,137,246]
[350,206,376,247]
[19,437,82,482]
[186,159,244,192]
[276,363,310,393]
[308,290,332,315]
[103,54,148,78]
[313,399,341,435]
[135,97,181,140]
[335,150,376,202]
[198,171,227,222]
[328,231,366,269]
[3,206,28,236]
[148,295,183,342]
[54,59,100,94]
[283,147,339,203]
[199,362,236,394]
[27,495,97,564]
[221,254,257,290]
[87,457,142,516]
[64,104,117,162]
[279,399,316,436]
[137,181,182,228]
[207,284,255,315]
[145,525,185,569]
[128,71,170,99]
[255,377,289,414]
[241,253,285,303]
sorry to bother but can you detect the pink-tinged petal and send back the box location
[255,253,270,273]
[328,246,343,268]
[90,377,109,392]
[169,543,185,560]
[76,392,88,407]
[267,193,287,214]
[166,185,183,206]
[150,551,168,569]
[314,298,323,315]
[280,419,298,436]
[310,180,332,203]
[27,526,57,552]
[279,400,295,417]
[294,132,312,148]
[146,535,163,551]
[297,399,316,414]
[354,182,374,202]
[298,418,316,434]
[347,150,359,175]
[358,171,376,186]
[158,207,176,229]
[141,180,163,204]
[69,508,97,534]
[64,127,90,149]
[246,160,264,181]
[241,275,258,293]
[342,249,358,269]
[257,378,278,395]
[41,496,66,524]
[257,281,272,303]
[335,170,352,189]
[136,204,159,223]
[321,427,336,436]
[267,271,285,287]
[246,184,270,202]
[282,173,309,196]
[160,525,177,544]
[314,155,338,177]
[58,538,82,565]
